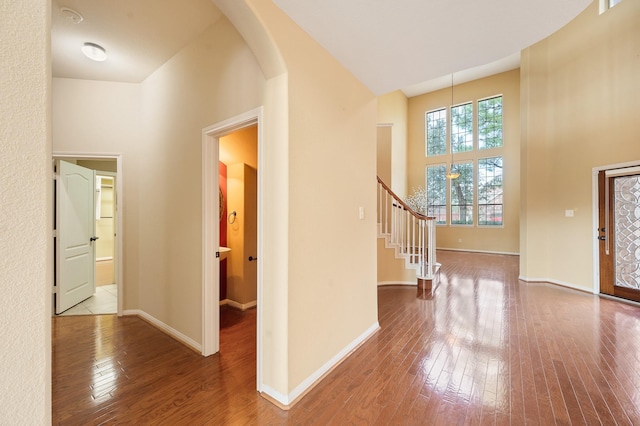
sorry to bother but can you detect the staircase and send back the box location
[377,177,440,291]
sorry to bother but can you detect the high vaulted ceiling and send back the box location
[51,0,591,96]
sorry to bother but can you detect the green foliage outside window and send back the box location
[478,157,503,225]
[423,94,504,227]
[451,103,473,153]
[426,165,447,224]
[478,96,503,149]
[426,109,447,156]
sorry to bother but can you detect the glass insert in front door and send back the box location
[614,175,640,290]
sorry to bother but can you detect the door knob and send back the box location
[248,256,257,261]
[90,236,99,242]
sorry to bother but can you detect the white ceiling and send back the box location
[51,0,591,95]
[272,0,592,95]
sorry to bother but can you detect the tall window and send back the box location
[426,165,447,224]
[450,162,474,225]
[426,109,446,156]
[422,93,505,226]
[478,157,503,226]
[478,96,503,149]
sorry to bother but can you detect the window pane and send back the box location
[478,157,503,226]
[451,103,473,153]
[478,96,503,149]
[426,165,447,224]
[450,162,473,225]
[426,109,447,156]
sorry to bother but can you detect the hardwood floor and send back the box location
[53,251,640,425]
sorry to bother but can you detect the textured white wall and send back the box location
[0,0,51,424]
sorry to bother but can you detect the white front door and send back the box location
[55,160,97,314]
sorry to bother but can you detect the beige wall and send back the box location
[53,17,264,340]
[18,0,634,420]
[377,238,418,284]
[376,92,413,284]
[136,18,264,340]
[54,0,379,404]
[407,70,521,254]
[0,0,51,422]
[53,79,142,309]
[520,0,640,290]
[220,127,258,306]
[377,90,409,197]
[76,159,117,173]
[220,124,258,169]
[226,163,258,305]
[245,0,379,396]
[376,126,392,184]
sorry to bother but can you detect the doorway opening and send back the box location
[202,107,263,392]
[52,154,123,316]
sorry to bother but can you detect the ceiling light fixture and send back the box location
[82,42,107,62]
[446,73,460,180]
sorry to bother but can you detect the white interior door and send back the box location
[55,160,97,314]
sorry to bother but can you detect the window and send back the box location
[426,165,447,224]
[478,157,503,226]
[422,92,505,227]
[426,109,447,156]
[451,103,473,153]
[600,0,622,13]
[450,162,474,225]
[478,96,503,149]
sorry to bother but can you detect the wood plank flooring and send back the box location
[53,251,640,425]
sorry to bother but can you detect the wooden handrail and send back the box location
[377,176,435,221]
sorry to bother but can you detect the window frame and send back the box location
[477,95,504,151]
[450,161,474,227]
[599,0,622,14]
[425,107,448,157]
[422,91,505,228]
[425,164,448,225]
[450,101,474,154]
[477,155,504,228]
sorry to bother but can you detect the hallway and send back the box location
[52,251,640,424]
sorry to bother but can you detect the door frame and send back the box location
[592,160,640,295]
[201,107,263,391]
[53,152,124,316]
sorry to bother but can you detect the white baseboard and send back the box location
[261,321,380,408]
[378,281,416,286]
[518,276,597,294]
[260,385,289,409]
[220,299,257,310]
[123,309,202,353]
[438,247,520,256]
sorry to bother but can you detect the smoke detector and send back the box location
[60,7,84,24]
